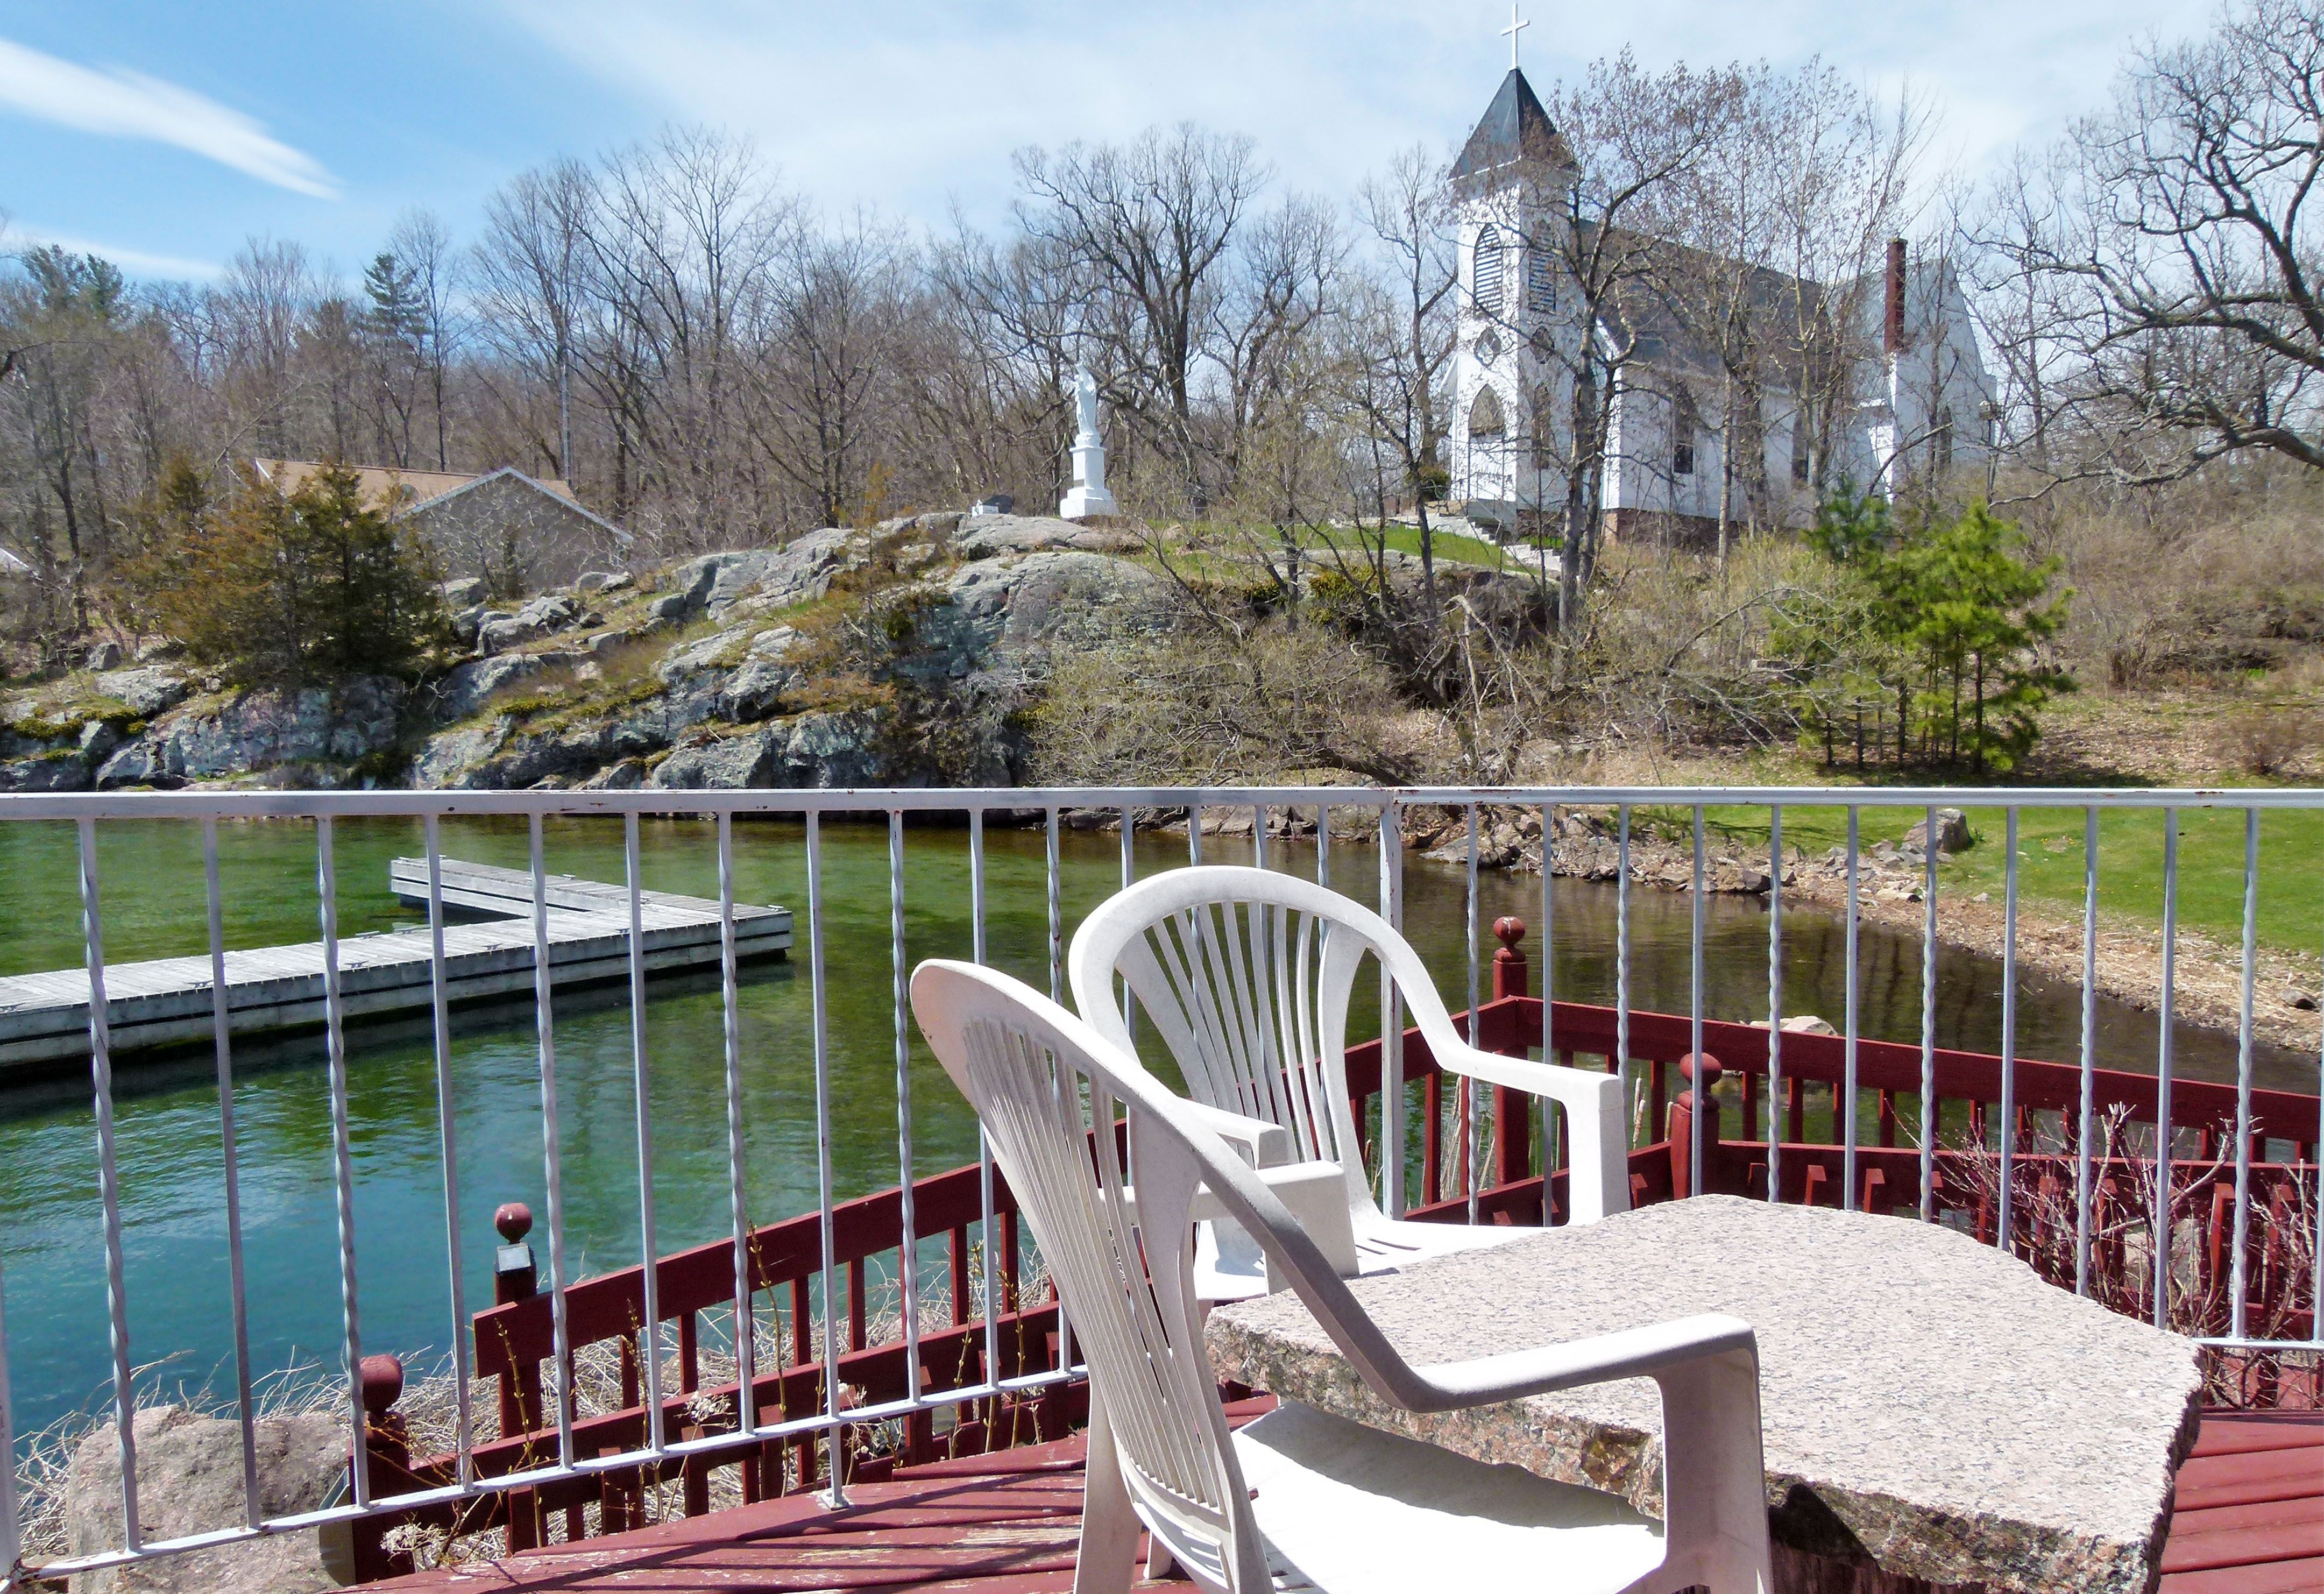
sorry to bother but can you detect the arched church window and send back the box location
[1468,385,1506,438]
[1526,239,1557,315]
[1672,387,1697,477]
[1472,225,1505,315]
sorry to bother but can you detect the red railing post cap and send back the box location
[495,1202,534,1242]
[1493,916,1527,951]
[1678,1051,1723,1086]
[359,1353,405,1413]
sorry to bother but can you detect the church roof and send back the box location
[1450,68,1572,181]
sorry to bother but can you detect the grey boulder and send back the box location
[478,594,580,653]
[434,652,582,721]
[94,668,191,719]
[647,712,887,790]
[1905,807,1974,856]
[951,514,1140,559]
[916,551,1172,675]
[65,1404,346,1593]
[0,752,93,792]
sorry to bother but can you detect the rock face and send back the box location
[409,526,1174,792]
[478,594,581,653]
[918,551,1171,671]
[96,679,405,789]
[430,652,583,721]
[13,519,1180,795]
[95,668,192,719]
[949,514,1142,559]
[65,1405,348,1593]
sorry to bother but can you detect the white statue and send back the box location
[1074,368,1101,440]
[1060,366,1118,519]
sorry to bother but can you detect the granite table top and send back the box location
[1203,1196,2206,1594]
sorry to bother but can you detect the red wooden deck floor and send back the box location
[373,1440,1102,1592]
[2163,1412,2324,1593]
[375,1405,2324,1593]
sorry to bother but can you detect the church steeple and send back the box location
[1450,68,1572,182]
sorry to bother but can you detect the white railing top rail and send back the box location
[3,782,2324,823]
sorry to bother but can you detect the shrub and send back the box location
[2216,705,2321,776]
[1776,491,2075,774]
[134,461,443,688]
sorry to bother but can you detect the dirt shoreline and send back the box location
[1151,802,2320,1057]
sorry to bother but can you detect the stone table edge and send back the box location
[1204,1291,2202,1594]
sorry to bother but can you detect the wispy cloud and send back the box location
[0,36,338,199]
[497,0,2214,229]
[10,224,220,282]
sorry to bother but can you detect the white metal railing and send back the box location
[2,782,2321,1581]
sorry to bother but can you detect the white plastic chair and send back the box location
[910,958,1771,1594]
[1069,865,1627,1300]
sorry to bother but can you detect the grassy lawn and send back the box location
[1350,523,1529,571]
[1644,795,2324,958]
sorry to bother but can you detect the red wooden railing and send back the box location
[346,919,2324,1575]
[1370,922,2324,1375]
[344,1159,1083,1578]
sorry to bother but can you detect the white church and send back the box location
[1443,64,1995,544]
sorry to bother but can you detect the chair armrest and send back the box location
[1177,1099,1296,1168]
[1193,1163,1359,1284]
[1125,1162,1361,1282]
[1431,1042,1628,1223]
[1406,1311,1755,1407]
[1405,1311,1772,1592]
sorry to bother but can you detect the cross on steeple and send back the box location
[1500,5,1530,70]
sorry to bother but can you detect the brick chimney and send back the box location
[1883,237,1907,356]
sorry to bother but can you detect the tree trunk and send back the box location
[1973,654,1987,774]
[1716,376,1734,566]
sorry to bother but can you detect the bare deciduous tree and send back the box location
[1980,0,2324,481]
[1013,124,1265,508]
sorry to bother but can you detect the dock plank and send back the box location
[0,858,791,1069]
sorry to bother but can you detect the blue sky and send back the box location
[0,0,2220,285]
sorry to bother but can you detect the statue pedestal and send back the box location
[1059,436,1117,519]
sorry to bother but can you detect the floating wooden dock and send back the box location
[0,858,790,1069]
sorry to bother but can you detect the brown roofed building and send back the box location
[253,461,628,595]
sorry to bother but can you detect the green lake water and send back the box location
[0,812,2296,1441]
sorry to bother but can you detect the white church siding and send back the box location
[1442,67,1996,547]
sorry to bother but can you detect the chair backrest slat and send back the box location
[1076,870,1403,1218]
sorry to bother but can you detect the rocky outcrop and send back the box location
[644,711,887,790]
[94,667,192,719]
[430,651,584,720]
[9,520,1182,795]
[916,550,1171,673]
[950,514,1142,559]
[478,594,584,653]
[65,1405,347,1593]
[93,678,406,789]
[408,529,1173,792]
[0,748,96,792]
